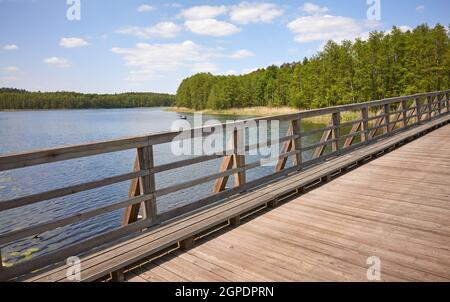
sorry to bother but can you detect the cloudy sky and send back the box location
[0,0,448,93]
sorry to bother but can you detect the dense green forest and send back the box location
[176,24,450,110]
[0,88,175,110]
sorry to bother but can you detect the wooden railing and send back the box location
[0,90,449,279]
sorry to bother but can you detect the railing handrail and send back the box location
[1,89,449,172]
[0,89,449,281]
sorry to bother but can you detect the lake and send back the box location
[0,108,326,266]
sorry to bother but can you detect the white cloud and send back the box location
[288,14,376,43]
[59,37,89,48]
[229,49,254,59]
[43,57,71,68]
[111,41,253,82]
[137,4,154,13]
[2,66,19,72]
[301,3,329,15]
[179,5,227,20]
[165,3,183,9]
[3,44,18,50]
[185,19,241,37]
[416,5,425,13]
[191,62,218,73]
[229,2,283,24]
[117,22,182,39]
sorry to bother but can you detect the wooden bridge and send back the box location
[0,90,449,282]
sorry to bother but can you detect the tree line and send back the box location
[175,24,450,110]
[0,88,175,110]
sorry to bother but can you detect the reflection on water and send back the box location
[0,108,326,265]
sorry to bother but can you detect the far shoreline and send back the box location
[165,106,301,117]
[165,106,358,123]
[0,106,170,112]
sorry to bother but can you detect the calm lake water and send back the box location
[0,108,325,265]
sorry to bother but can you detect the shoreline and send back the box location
[165,106,301,117]
[166,106,359,123]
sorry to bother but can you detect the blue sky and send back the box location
[0,0,448,94]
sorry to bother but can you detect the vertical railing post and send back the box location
[383,104,391,134]
[400,100,408,128]
[141,146,157,225]
[292,118,302,167]
[426,96,432,120]
[213,127,246,193]
[446,92,450,113]
[361,107,370,143]
[331,112,340,153]
[415,98,422,124]
[233,127,246,188]
[122,146,157,226]
[437,95,442,116]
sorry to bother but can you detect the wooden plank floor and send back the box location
[126,125,450,282]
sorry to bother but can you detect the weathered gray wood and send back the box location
[292,119,302,167]
[153,154,223,174]
[179,236,195,251]
[361,107,369,143]
[213,129,246,194]
[233,128,246,187]
[0,136,149,172]
[123,156,142,225]
[384,104,391,134]
[140,146,157,224]
[426,96,433,120]
[0,170,150,213]
[229,216,241,227]
[445,92,450,113]
[415,98,422,123]
[157,167,245,198]
[0,194,152,246]
[110,270,125,282]
[331,112,341,152]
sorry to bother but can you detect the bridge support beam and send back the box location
[229,216,241,227]
[110,270,125,282]
[179,236,195,251]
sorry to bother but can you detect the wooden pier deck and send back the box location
[126,124,450,282]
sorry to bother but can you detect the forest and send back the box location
[0,88,175,110]
[175,24,450,110]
